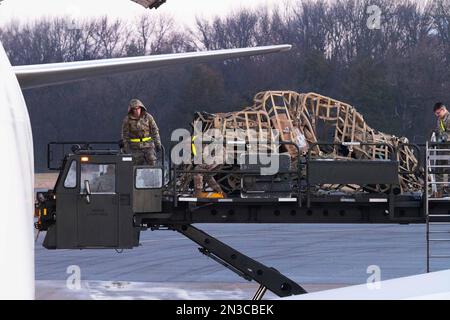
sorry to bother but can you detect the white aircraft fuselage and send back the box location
[0,42,35,299]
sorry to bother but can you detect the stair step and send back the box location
[428,149,450,152]
[426,181,450,184]
[429,231,450,234]
[429,239,450,242]
[429,255,450,259]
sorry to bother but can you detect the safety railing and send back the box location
[425,141,450,272]
[47,141,121,170]
[169,141,303,207]
[305,142,402,213]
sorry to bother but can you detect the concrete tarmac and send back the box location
[35,224,450,299]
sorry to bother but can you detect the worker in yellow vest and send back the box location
[434,102,450,141]
[121,99,161,165]
[191,133,225,198]
[433,102,450,197]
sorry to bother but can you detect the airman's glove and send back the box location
[438,133,449,143]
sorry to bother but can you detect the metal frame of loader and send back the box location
[40,140,446,299]
[136,140,426,299]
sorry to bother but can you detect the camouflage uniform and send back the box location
[192,138,225,197]
[193,163,223,196]
[122,99,161,166]
[437,112,450,142]
[435,112,450,194]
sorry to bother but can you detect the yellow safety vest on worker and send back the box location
[438,113,450,134]
[130,137,152,143]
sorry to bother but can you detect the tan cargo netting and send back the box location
[179,90,423,194]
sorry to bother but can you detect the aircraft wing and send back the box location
[12,45,291,89]
[281,270,450,300]
[131,0,167,9]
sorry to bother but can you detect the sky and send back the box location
[0,0,290,26]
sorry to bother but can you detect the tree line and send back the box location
[1,0,449,171]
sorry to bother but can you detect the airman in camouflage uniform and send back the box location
[433,102,450,196]
[193,163,224,197]
[436,103,450,142]
[192,133,225,197]
[122,99,161,166]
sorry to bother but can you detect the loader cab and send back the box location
[42,146,164,250]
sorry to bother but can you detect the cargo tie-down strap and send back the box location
[191,135,197,156]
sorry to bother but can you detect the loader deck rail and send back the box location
[169,141,304,207]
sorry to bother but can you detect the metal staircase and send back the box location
[425,140,450,272]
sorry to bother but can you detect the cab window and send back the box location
[135,168,162,189]
[80,164,116,194]
[64,161,77,188]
